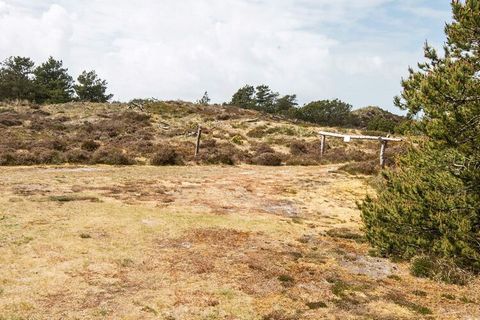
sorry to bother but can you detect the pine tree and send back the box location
[74,70,113,102]
[361,0,480,277]
[230,85,256,109]
[197,91,211,105]
[0,56,36,101]
[34,57,74,104]
[255,85,279,113]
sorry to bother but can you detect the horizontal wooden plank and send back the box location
[318,131,402,142]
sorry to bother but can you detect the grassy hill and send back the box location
[0,100,404,173]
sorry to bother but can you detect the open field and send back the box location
[0,165,478,319]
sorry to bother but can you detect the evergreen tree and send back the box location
[255,85,279,113]
[74,70,113,102]
[361,0,480,276]
[0,56,36,101]
[34,57,74,104]
[274,94,298,114]
[197,91,211,105]
[295,99,352,126]
[230,85,256,109]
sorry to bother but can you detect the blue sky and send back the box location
[0,0,452,113]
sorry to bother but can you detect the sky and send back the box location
[0,0,452,113]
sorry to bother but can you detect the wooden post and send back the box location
[379,139,388,168]
[320,135,326,158]
[195,126,202,157]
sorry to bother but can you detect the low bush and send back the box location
[338,160,379,175]
[65,149,91,164]
[289,141,308,155]
[81,140,100,151]
[247,126,267,138]
[322,148,372,163]
[285,156,319,166]
[151,144,183,165]
[0,111,23,127]
[410,255,471,285]
[252,152,282,166]
[33,148,65,164]
[197,141,245,165]
[92,147,135,165]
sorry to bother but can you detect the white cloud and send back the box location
[0,0,449,112]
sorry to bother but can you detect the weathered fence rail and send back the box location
[318,131,403,168]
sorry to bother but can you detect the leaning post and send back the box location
[195,126,202,157]
[379,138,388,168]
[320,135,326,158]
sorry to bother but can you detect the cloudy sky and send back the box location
[0,0,451,113]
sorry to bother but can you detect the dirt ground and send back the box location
[0,165,478,320]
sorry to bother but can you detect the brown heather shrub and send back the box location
[0,112,23,127]
[338,160,379,175]
[197,140,247,165]
[81,140,100,151]
[133,140,156,154]
[252,143,275,155]
[247,126,267,138]
[322,148,372,163]
[250,143,284,166]
[289,141,308,155]
[29,117,67,131]
[0,150,38,165]
[35,138,68,152]
[151,144,183,166]
[32,148,65,164]
[92,147,135,165]
[252,153,282,166]
[65,149,92,164]
[285,156,320,166]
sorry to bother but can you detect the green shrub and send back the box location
[360,147,480,275]
[410,255,471,285]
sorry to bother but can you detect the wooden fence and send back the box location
[318,131,403,168]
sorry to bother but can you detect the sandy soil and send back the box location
[0,165,478,319]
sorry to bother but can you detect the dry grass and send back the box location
[0,165,478,319]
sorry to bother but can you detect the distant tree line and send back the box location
[228,84,408,133]
[0,56,113,103]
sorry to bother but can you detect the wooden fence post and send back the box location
[379,139,388,168]
[320,135,326,158]
[195,126,202,157]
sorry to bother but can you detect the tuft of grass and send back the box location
[441,293,456,300]
[49,195,100,203]
[278,274,295,287]
[387,275,402,281]
[412,290,427,297]
[387,293,433,315]
[459,296,475,304]
[410,255,434,278]
[141,305,158,315]
[13,236,33,246]
[327,278,351,297]
[410,255,471,285]
[80,233,91,239]
[306,301,327,309]
[326,228,366,243]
